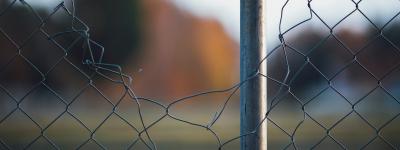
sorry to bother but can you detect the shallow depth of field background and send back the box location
[1,0,400,149]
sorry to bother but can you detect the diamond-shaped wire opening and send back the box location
[20,32,65,73]
[355,88,400,128]
[68,85,114,131]
[357,37,400,79]
[308,35,354,79]
[358,0,400,29]
[0,1,41,45]
[330,112,376,149]
[44,59,90,103]
[45,113,90,149]
[0,109,41,149]
[305,88,352,128]
[93,114,138,149]
[41,5,73,36]
[292,116,326,149]
[380,115,400,148]
[19,84,66,128]
[279,0,312,33]
[334,11,380,53]
[267,46,306,84]
[268,93,304,134]
[310,0,355,28]
[0,55,42,100]
[289,63,329,103]
[331,62,377,104]
[284,17,331,55]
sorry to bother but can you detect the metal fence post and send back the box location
[240,0,267,150]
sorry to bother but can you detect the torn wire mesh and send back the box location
[1,0,400,149]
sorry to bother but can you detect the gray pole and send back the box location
[240,0,267,150]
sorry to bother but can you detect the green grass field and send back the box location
[1,108,400,150]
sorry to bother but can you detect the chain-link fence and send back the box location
[267,0,400,149]
[1,0,400,149]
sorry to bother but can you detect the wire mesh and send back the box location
[0,0,400,149]
[267,0,400,149]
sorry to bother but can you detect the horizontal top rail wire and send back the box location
[0,0,400,149]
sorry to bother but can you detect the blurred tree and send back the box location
[74,0,144,64]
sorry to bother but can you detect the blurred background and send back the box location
[0,0,400,149]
